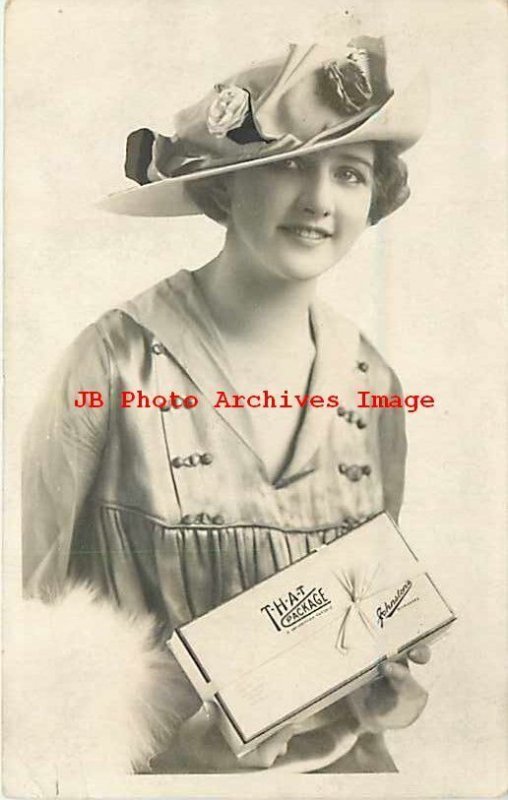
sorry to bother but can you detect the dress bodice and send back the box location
[24,269,406,633]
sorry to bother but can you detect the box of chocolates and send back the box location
[168,512,455,756]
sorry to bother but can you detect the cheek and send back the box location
[228,178,257,224]
[337,189,372,233]
[229,199,265,243]
[229,183,284,240]
[230,171,292,220]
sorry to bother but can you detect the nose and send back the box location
[298,168,333,218]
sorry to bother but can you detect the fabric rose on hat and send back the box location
[324,47,374,114]
[207,84,250,138]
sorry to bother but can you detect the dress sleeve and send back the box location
[22,323,113,598]
[378,369,407,523]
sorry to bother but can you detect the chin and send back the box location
[271,253,342,282]
[279,264,334,282]
[268,238,357,282]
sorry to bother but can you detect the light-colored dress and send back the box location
[23,269,406,772]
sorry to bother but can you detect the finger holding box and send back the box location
[347,657,429,734]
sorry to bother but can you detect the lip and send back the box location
[279,224,333,245]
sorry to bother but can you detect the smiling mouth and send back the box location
[279,225,333,242]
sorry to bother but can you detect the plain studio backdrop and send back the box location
[4,0,507,797]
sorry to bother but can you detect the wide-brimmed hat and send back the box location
[101,35,428,217]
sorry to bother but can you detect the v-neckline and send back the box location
[252,316,318,486]
[186,270,322,486]
[121,269,360,488]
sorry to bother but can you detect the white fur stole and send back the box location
[4,585,201,795]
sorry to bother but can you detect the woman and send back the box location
[22,36,431,773]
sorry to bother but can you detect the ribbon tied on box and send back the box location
[333,562,386,654]
[332,559,420,655]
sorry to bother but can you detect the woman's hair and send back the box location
[369,142,410,224]
[185,141,410,226]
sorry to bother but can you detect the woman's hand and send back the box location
[347,645,431,735]
[169,645,430,771]
[174,701,297,770]
[179,701,357,771]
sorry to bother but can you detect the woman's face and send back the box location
[225,142,375,283]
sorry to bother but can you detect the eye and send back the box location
[277,158,301,171]
[334,166,367,185]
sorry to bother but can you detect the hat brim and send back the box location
[99,70,428,218]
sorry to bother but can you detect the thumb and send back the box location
[194,700,219,725]
[379,661,411,683]
[379,661,429,717]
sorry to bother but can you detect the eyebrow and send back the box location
[300,150,375,173]
[330,152,375,171]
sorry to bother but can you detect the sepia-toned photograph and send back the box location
[3,0,507,797]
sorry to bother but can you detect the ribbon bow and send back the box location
[333,562,382,654]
